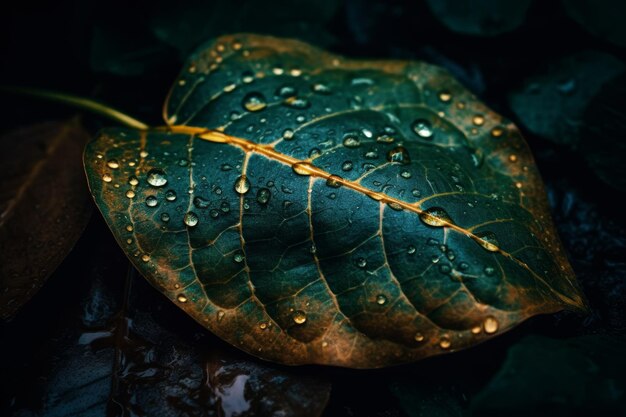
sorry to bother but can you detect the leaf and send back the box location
[579,72,626,191]
[0,121,92,319]
[563,0,626,48]
[470,335,626,416]
[508,50,625,146]
[84,34,586,368]
[3,225,330,417]
[425,0,533,36]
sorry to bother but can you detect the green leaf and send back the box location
[470,335,626,416]
[425,0,533,36]
[1,121,92,319]
[84,34,586,368]
[508,50,625,146]
[563,0,626,48]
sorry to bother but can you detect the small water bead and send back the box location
[184,212,199,227]
[400,170,412,179]
[283,96,310,109]
[387,202,403,211]
[145,196,158,207]
[341,161,353,171]
[458,262,469,271]
[412,119,434,139]
[308,148,321,158]
[177,294,188,303]
[217,310,225,321]
[141,254,150,262]
[272,67,284,75]
[509,154,518,162]
[165,190,177,201]
[472,231,500,252]
[193,196,210,209]
[312,83,332,94]
[472,115,485,126]
[256,188,271,205]
[419,207,454,227]
[484,266,495,276]
[376,294,387,305]
[282,129,295,140]
[439,337,451,349]
[471,326,482,334]
[241,71,254,83]
[296,115,306,123]
[234,252,245,263]
[490,126,504,138]
[209,209,219,218]
[292,162,315,176]
[356,258,367,268]
[242,92,267,112]
[292,310,307,325]
[140,150,149,158]
[376,134,395,143]
[414,333,425,342]
[387,146,411,164]
[234,175,250,194]
[223,83,236,93]
[126,225,133,232]
[147,169,168,187]
[483,316,499,334]
[412,189,421,198]
[125,190,136,198]
[364,150,378,159]
[102,174,112,183]
[326,175,343,188]
[438,91,452,102]
[107,159,120,169]
[161,212,170,222]
[220,201,231,213]
[439,264,451,274]
[407,245,416,254]
[259,322,268,330]
[126,239,133,244]
[343,135,361,148]
[128,176,139,186]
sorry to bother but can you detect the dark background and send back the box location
[1,0,625,416]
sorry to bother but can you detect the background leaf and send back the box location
[563,0,626,48]
[0,121,92,319]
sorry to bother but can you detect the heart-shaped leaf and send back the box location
[84,34,586,368]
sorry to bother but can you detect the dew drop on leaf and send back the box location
[107,159,119,169]
[125,190,135,198]
[184,212,199,227]
[256,188,271,204]
[484,316,499,334]
[292,310,307,325]
[177,294,188,303]
[160,212,170,222]
[419,207,454,227]
[342,135,361,148]
[376,294,387,305]
[472,231,500,252]
[193,196,210,209]
[234,175,250,194]
[147,169,168,187]
[242,92,267,112]
[145,196,158,207]
[165,189,177,201]
[356,257,367,268]
[283,96,311,109]
[341,161,353,171]
[412,119,434,139]
[491,126,504,137]
[472,115,485,126]
[438,91,452,102]
[326,175,343,188]
[439,337,451,349]
[102,173,112,183]
[292,162,314,176]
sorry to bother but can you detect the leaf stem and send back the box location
[0,86,149,130]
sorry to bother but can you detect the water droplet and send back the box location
[161,212,170,222]
[471,326,481,334]
[312,83,332,94]
[165,190,177,201]
[256,188,271,204]
[220,201,231,213]
[234,175,250,194]
[341,161,353,171]
[125,190,135,198]
[407,245,416,254]
[193,196,210,209]
[472,115,485,126]
[326,175,343,188]
[491,126,504,137]
[147,169,168,187]
[419,207,453,227]
[107,159,119,169]
[292,162,314,176]
[412,119,433,139]
[282,128,295,140]
[217,310,225,321]
[483,316,499,334]
[438,91,452,102]
[283,96,310,109]
[242,92,267,112]
[387,146,411,164]
[276,85,296,97]
[209,209,219,218]
[184,212,199,227]
[439,337,451,349]
[484,266,495,276]
[145,196,158,207]
[292,310,307,325]
[220,163,232,171]
[308,148,321,158]
[343,135,361,148]
[241,71,254,83]
[234,252,245,263]
[102,174,112,183]
[414,332,425,342]
[141,254,150,262]
[126,225,133,232]
[140,150,149,158]
[128,176,139,186]
[177,294,188,303]
[509,154,518,163]
[472,231,500,252]
[356,257,367,268]
[259,322,268,330]
[458,262,469,271]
